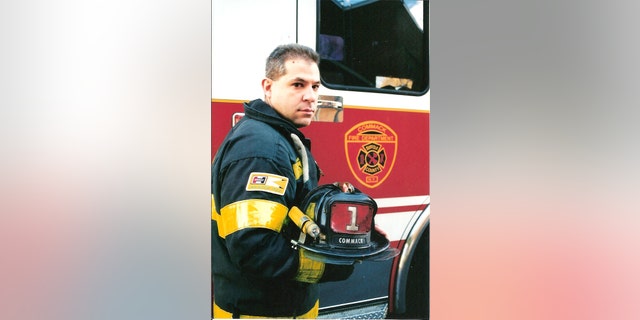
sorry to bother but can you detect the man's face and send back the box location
[263,58,320,128]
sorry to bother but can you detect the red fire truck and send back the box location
[212,0,429,318]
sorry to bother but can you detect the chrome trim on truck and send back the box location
[318,296,388,319]
[393,198,430,314]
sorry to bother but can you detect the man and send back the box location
[211,44,354,318]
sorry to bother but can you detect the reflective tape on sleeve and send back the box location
[211,195,218,220]
[217,199,288,238]
[295,248,325,283]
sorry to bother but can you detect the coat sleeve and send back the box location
[216,152,328,282]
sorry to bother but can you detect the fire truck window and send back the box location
[317,0,429,95]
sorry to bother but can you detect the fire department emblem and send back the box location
[345,121,398,188]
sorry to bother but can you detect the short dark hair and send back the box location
[265,44,320,80]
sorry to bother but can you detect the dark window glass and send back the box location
[317,0,429,94]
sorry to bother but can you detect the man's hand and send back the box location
[333,181,354,193]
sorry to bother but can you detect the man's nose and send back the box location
[303,87,317,102]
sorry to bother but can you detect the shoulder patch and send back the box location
[246,172,289,196]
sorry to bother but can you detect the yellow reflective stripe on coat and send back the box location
[293,158,303,180]
[295,248,325,283]
[212,195,218,220]
[213,300,319,319]
[216,199,288,238]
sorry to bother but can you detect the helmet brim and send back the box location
[297,230,399,265]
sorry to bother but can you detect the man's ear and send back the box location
[261,78,272,99]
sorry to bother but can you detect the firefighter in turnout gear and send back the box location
[211,44,354,318]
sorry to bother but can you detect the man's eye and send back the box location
[293,83,303,88]
[312,85,320,90]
